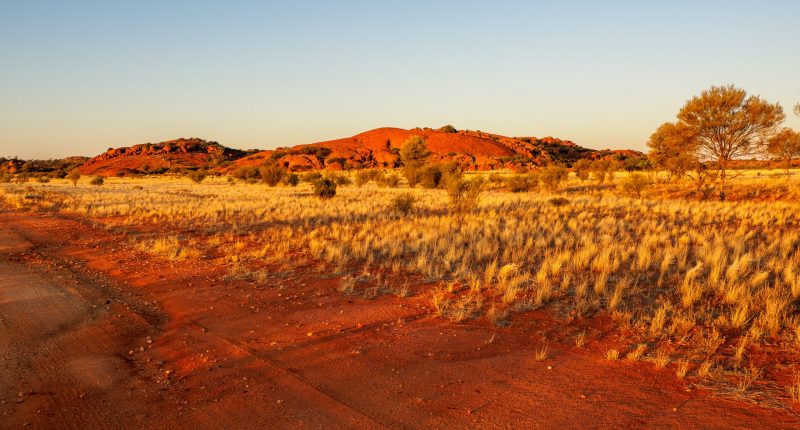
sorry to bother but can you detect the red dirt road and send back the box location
[2,207,799,429]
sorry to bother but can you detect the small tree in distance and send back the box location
[647,121,698,179]
[400,136,431,188]
[766,128,800,174]
[675,85,784,200]
[67,169,81,186]
[188,169,207,184]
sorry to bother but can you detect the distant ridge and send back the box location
[75,128,644,176]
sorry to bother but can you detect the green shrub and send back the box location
[439,124,458,133]
[419,165,444,189]
[284,173,300,187]
[89,176,104,186]
[506,174,537,192]
[66,169,81,186]
[447,178,482,214]
[259,164,286,186]
[301,171,323,183]
[377,172,401,188]
[391,193,416,215]
[355,170,373,187]
[548,197,570,206]
[312,178,337,199]
[539,164,568,192]
[232,166,261,183]
[621,172,650,197]
[329,173,351,186]
[573,159,591,181]
[187,169,207,184]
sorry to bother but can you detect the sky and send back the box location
[1,1,799,159]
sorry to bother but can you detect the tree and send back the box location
[795,103,800,118]
[539,164,568,192]
[67,169,81,186]
[188,169,207,184]
[399,135,431,187]
[259,163,286,187]
[766,128,800,173]
[675,85,784,200]
[573,159,591,181]
[647,121,699,179]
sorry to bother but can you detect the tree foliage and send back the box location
[399,136,431,187]
[647,121,699,178]
[676,85,784,199]
[766,128,800,172]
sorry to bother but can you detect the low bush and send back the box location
[506,174,537,192]
[447,178,483,214]
[312,178,337,199]
[391,193,416,215]
[187,169,207,184]
[89,176,105,186]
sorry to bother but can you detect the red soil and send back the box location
[3,208,795,429]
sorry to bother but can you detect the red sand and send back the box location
[1,208,797,429]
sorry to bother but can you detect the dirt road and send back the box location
[2,207,798,429]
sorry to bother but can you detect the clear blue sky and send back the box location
[2,1,799,159]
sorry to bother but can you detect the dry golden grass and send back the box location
[4,170,800,384]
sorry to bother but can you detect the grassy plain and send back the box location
[4,169,800,400]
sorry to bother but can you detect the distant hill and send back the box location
[73,128,644,176]
[228,126,639,172]
[77,138,252,176]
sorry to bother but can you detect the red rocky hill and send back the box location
[228,126,615,172]
[78,138,249,176]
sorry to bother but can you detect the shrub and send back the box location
[391,193,416,215]
[419,165,444,189]
[66,169,81,186]
[506,174,537,192]
[400,136,431,187]
[0,173,12,183]
[312,178,337,199]
[621,172,650,197]
[447,178,483,214]
[376,173,401,188]
[439,124,458,133]
[548,197,570,206]
[187,169,207,184]
[573,159,591,181]
[36,175,50,183]
[89,176,104,186]
[259,164,286,186]
[330,173,351,186]
[539,164,568,192]
[355,170,374,187]
[301,171,323,183]
[284,173,300,187]
[232,166,261,183]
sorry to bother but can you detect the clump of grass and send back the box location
[652,349,670,369]
[575,331,586,348]
[605,349,619,361]
[391,193,416,215]
[626,344,647,361]
[535,346,549,361]
[675,360,690,379]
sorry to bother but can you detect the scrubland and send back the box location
[4,170,800,401]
